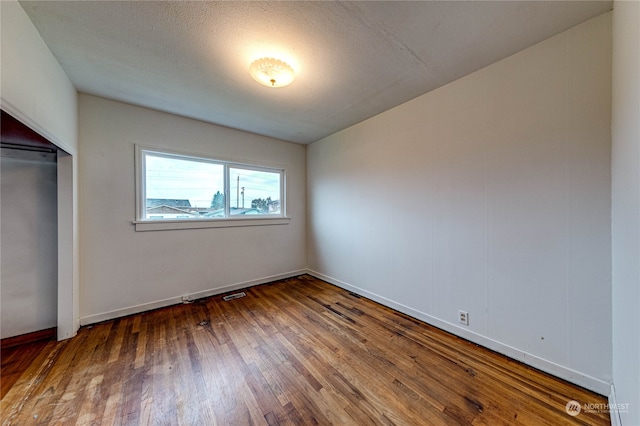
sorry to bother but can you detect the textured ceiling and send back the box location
[20,1,612,144]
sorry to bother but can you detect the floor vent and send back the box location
[223,292,246,302]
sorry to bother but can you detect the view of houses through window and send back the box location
[140,149,283,220]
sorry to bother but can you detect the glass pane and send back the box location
[229,167,281,216]
[144,153,225,220]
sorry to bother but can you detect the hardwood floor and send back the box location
[1,339,55,399]
[1,275,609,425]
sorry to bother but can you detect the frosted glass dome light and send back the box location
[249,58,295,88]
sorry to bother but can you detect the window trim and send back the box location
[134,145,289,232]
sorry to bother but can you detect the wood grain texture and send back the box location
[1,275,609,425]
[1,328,57,351]
[0,340,55,399]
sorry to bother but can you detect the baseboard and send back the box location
[79,270,307,326]
[608,384,623,426]
[306,269,611,397]
[1,327,57,350]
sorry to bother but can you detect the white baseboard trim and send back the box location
[79,269,307,326]
[608,384,622,426]
[306,269,612,397]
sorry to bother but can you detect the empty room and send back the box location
[1,1,638,425]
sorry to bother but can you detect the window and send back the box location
[135,146,287,231]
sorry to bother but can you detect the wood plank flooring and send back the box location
[1,275,610,425]
[1,340,55,399]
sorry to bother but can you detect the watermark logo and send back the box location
[565,400,631,416]
[584,402,630,414]
[565,400,582,416]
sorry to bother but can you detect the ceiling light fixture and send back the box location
[249,57,295,88]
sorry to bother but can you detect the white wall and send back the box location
[612,1,640,424]
[0,1,77,154]
[0,0,79,340]
[78,94,306,324]
[0,151,58,339]
[308,13,612,394]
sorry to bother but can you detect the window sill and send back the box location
[133,217,290,232]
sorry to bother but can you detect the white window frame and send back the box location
[134,145,289,232]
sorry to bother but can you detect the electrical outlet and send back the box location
[458,310,469,326]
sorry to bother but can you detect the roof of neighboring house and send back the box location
[146,198,192,208]
[146,205,195,215]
